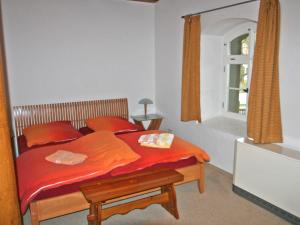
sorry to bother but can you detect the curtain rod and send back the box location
[181,0,259,18]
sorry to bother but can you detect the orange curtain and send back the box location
[181,15,201,122]
[247,0,282,143]
[0,3,22,224]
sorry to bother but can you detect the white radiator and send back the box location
[233,138,300,218]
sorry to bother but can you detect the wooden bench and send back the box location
[80,168,184,225]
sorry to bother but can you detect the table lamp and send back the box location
[138,98,153,118]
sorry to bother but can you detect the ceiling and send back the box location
[129,0,159,3]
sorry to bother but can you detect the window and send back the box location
[223,22,256,120]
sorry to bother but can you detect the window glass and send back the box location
[230,34,249,55]
[224,22,256,119]
[228,90,247,115]
[229,64,248,89]
[228,64,248,115]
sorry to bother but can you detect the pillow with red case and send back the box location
[85,116,144,134]
[23,121,82,148]
[17,135,75,154]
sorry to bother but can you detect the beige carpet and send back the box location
[23,164,291,225]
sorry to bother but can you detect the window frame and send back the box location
[222,22,257,121]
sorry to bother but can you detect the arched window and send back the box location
[223,22,256,120]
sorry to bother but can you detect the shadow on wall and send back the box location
[202,18,257,35]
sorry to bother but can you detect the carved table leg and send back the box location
[87,203,102,225]
[97,203,102,225]
[161,184,179,219]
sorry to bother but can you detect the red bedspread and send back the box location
[17,130,210,213]
[113,130,210,175]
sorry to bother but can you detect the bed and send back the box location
[13,98,208,225]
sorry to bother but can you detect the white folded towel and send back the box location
[138,133,174,148]
[45,150,87,165]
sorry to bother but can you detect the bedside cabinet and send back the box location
[131,114,163,130]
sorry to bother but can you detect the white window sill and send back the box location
[222,112,247,122]
[202,116,246,137]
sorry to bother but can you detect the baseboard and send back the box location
[207,163,233,178]
[232,185,300,225]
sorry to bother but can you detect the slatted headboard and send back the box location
[13,98,128,136]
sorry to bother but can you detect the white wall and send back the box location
[155,0,300,172]
[279,1,300,149]
[1,0,156,115]
[200,35,223,121]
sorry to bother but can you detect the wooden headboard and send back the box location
[13,98,128,136]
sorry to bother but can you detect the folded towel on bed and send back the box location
[138,133,174,148]
[45,150,87,165]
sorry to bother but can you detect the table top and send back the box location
[131,114,163,122]
[80,168,183,203]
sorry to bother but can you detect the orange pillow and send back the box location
[23,121,82,147]
[85,116,144,133]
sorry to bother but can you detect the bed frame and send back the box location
[13,98,206,225]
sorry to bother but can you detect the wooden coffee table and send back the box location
[80,168,184,225]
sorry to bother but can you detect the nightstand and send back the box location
[131,114,163,130]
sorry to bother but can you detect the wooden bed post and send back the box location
[0,3,22,225]
[198,163,205,193]
[30,202,40,225]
